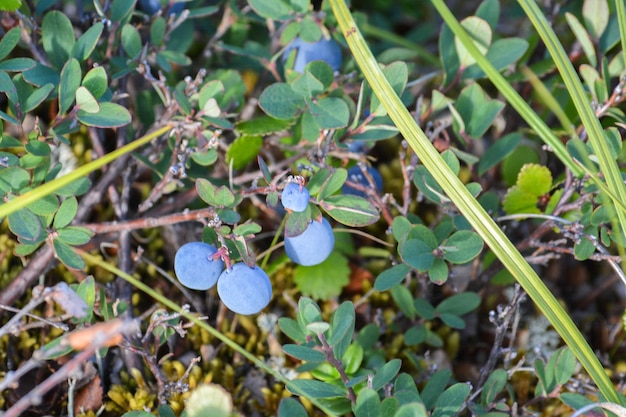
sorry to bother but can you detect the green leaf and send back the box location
[574,237,596,260]
[150,16,166,46]
[516,163,552,196]
[317,168,347,201]
[428,258,449,284]
[247,0,293,20]
[0,58,36,72]
[328,301,355,348]
[291,72,324,97]
[476,0,500,29]
[320,194,379,227]
[481,369,508,405]
[308,97,350,129]
[431,383,470,417]
[278,317,306,343]
[226,135,263,170]
[23,84,54,113]
[583,0,609,41]
[420,369,451,410]
[111,0,137,22]
[0,0,20,13]
[121,24,143,59]
[236,116,294,135]
[371,359,402,391]
[0,166,30,192]
[8,209,44,242]
[391,285,417,319]
[278,398,308,417]
[565,12,597,67]
[435,292,481,316]
[464,38,529,79]
[259,83,303,120]
[455,16,491,68]
[55,177,91,197]
[284,208,311,237]
[58,58,82,115]
[478,133,521,175]
[304,61,335,90]
[441,230,484,264]
[283,344,326,362]
[502,186,539,215]
[354,388,382,417]
[77,102,132,127]
[75,86,100,113]
[400,239,435,271]
[196,178,235,208]
[56,226,94,246]
[73,22,103,61]
[287,379,346,399]
[394,403,428,417]
[42,11,76,69]
[54,196,78,229]
[53,238,86,270]
[455,83,504,138]
[342,343,363,375]
[82,67,108,99]
[27,194,58,217]
[233,222,262,236]
[0,27,21,61]
[438,313,466,329]
[374,263,410,291]
[294,252,350,300]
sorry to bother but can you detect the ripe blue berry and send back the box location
[281,182,310,212]
[282,36,342,73]
[342,166,383,198]
[284,218,334,266]
[217,264,272,315]
[174,242,224,290]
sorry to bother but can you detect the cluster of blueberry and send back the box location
[174,242,272,315]
[281,181,335,266]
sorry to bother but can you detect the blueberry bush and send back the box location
[1,0,626,416]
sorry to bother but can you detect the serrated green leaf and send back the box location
[517,164,552,196]
[226,135,263,170]
[502,186,539,215]
[320,194,379,227]
[77,102,131,127]
[293,252,349,300]
[375,263,410,291]
[58,58,81,115]
[259,83,303,120]
[42,11,76,69]
[441,230,483,264]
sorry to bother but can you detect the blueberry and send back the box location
[174,242,224,290]
[342,165,383,198]
[282,36,342,73]
[284,218,334,266]
[281,182,310,212]
[217,264,272,315]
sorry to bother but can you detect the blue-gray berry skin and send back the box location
[138,0,185,15]
[282,36,342,73]
[281,182,310,212]
[174,242,224,290]
[217,264,272,315]
[285,218,334,266]
[342,166,383,198]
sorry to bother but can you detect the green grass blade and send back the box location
[0,125,173,220]
[617,0,626,70]
[329,0,620,405]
